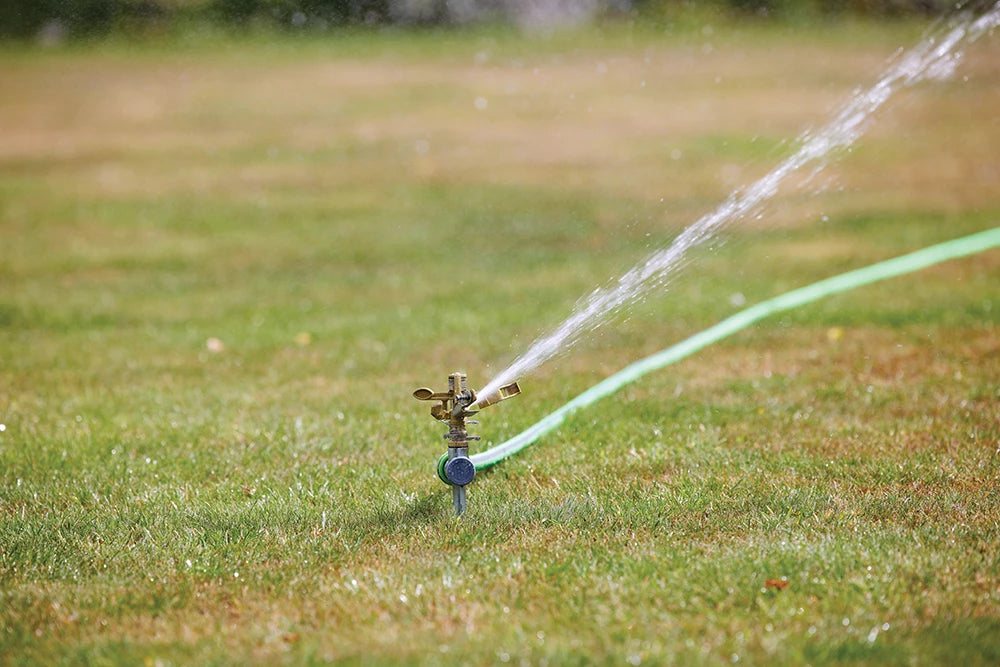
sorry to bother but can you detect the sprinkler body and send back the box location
[413,371,520,516]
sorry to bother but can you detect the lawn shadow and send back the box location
[346,486,452,535]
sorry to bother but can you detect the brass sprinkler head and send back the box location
[413,372,520,516]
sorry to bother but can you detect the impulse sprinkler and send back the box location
[413,372,521,516]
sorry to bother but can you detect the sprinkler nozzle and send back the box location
[473,381,521,410]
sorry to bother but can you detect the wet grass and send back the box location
[1,18,999,665]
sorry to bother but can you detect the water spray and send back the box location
[473,0,1000,403]
[413,372,520,515]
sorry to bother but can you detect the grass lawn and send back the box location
[1,17,999,664]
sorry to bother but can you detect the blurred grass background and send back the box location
[1,0,990,41]
[1,3,999,664]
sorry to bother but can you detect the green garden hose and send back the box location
[453,226,1000,475]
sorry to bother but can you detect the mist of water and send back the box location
[474,1,1000,406]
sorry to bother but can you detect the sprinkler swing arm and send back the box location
[413,372,520,516]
